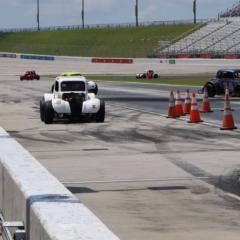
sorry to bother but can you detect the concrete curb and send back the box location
[0,127,120,240]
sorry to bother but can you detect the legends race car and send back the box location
[200,69,240,97]
[59,72,98,94]
[136,69,159,79]
[40,75,105,124]
[20,71,40,81]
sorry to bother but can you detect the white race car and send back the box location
[40,75,105,124]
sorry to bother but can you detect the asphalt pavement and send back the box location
[97,80,240,127]
[0,75,240,239]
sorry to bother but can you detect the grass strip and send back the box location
[86,74,211,86]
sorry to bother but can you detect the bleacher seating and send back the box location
[187,22,240,53]
[164,22,226,54]
[220,2,240,18]
[160,20,240,57]
[158,2,240,58]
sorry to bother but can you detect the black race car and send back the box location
[200,69,240,97]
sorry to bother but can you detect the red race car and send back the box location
[20,71,40,81]
[136,69,159,79]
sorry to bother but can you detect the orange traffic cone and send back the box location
[220,93,237,130]
[183,89,191,114]
[201,87,213,113]
[188,93,203,123]
[167,91,178,118]
[221,86,234,111]
[175,90,184,116]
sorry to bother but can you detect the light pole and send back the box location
[193,0,197,24]
[37,0,40,30]
[135,0,139,27]
[82,0,85,29]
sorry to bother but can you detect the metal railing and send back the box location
[0,18,216,33]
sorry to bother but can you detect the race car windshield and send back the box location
[61,81,85,92]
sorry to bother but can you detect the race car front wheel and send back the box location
[40,98,45,122]
[205,83,216,97]
[44,101,54,124]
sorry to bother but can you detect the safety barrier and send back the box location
[1,52,240,65]
[92,58,133,64]
[0,53,16,58]
[20,54,55,61]
[54,55,92,63]
[0,127,120,240]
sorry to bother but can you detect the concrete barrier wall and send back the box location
[1,51,240,66]
[0,127,120,240]
[174,58,240,65]
[54,55,92,63]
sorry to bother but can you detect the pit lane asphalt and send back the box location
[1,76,240,240]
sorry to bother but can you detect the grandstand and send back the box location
[157,2,240,58]
[220,1,240,18]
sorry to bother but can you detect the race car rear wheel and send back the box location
[205,83,216,97]
[40,98,45,122]
[153,73,158,78]
[96,100,105,123]
[44,101,54,124]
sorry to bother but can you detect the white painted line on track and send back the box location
[226,193,240,202]
[62,176,214,185]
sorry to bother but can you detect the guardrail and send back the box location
[0,19,216,33]
[20,54,54,61]
[0,127,120,240]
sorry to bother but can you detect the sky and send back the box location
[0,0,238,29]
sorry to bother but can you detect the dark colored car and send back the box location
[20,71,40,81]
[201,69,240,97]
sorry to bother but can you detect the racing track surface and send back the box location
[1,74,240,239]
[99,81,240,127]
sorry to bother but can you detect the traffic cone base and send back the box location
[220,109,235,112]
[220,126,237,130]
[188,120,204,123]
[167,115,180,119]
[201,110,213,113]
